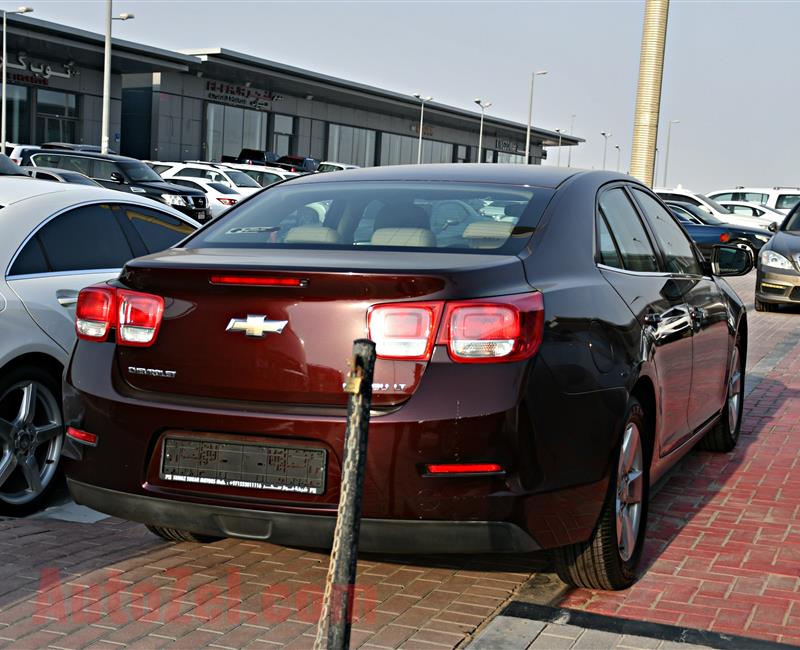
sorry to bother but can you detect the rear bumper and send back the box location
[68,479,540,553]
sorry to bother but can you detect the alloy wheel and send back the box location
[615,421,644,562]
[727,345,743,432]
[0,381,63,505]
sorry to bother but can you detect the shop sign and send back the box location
[495,138,524,153]
[205,80,282,110]
[410,123,434,137]
[1,53,77,81]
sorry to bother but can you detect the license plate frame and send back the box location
[160,437,326,495]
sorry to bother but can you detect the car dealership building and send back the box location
[5,15,582,166]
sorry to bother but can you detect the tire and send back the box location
[146,525,223,543]
[554,399,649,590]
[699,335,744,452]
[0,365,65,517]
[754,298,778,312]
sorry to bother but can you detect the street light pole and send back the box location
[474,98,491,162]
[413,93,432,165]
[600,131,612,170]
[615,144,622,172]
[567,113,575,167]
[524,69,548,164]
[101,0,134,154]
[662,119,679,187]
[2,5,32,156]
[555,128,564,167]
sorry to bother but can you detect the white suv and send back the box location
[707,187,800,214]
[157,162,262,196]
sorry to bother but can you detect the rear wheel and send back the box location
[554,399,649,590]
[754,298,778,312]
[0,366,64,516]
[699,336,744,452]
[146,525,222,543]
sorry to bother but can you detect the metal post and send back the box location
[314,339,376,650]
[601,132,611,170]
[556,129,563,167]
[477,108,484,162]
[416,101,424,164]
[567,114,575,167]
[524,73,533,164]
[662,119,678,187]
[2,11,7,157]
[101,0,112,154]
[615,145,621,172]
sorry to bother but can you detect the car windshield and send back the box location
[226,170,261,188]
[692,209,724,226]
[185,181,553,254]
[783,208,800,231]
[697,194,732,214]
[118,161,163,182]
[208,182,239,194]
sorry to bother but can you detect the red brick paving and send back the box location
[560,273,800,646]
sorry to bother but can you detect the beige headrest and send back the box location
[462,222,514,240]
[370,228,435,248]
[284,226,340,244]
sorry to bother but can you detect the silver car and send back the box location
[0,178,198,515]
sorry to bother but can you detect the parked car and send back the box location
[754,203,800,311]
[40,142,116,154]
[158,162,262,197]
[656,188,772,231]
[7,144,40,166]
[24,166,102,187]
[221,162,299,187]
[62,165,752,591]
[273,155,319,173]
[708,187,800,215]
[169,177,242,218]
[23,150,211,223]
[235,149,280,165]
[666,201,772,258]
[717,200,786,224]
[0,178,198,515]
[317,161,360,173]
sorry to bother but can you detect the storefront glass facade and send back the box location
[272,114,294,156]
[327,123,375,166]
[379,132,453,166]
[205,102,268,161]
[35,89,79,144]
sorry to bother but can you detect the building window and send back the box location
[327,124,376,166]
[204,103,268,161]
[35,89,79,144]
[496,151,526,164]
[6,85,29,144]
[455,145,469,163]
[272,114,294,156]
[379,132,453,166]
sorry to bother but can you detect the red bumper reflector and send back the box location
[210,275,306,287]
[67,426,98,446]
[426,463,503,475]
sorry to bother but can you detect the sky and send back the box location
[24,0,800,192]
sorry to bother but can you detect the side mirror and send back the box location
[109,171,125,184]
[768,222,778,233]
[711,244,753,277]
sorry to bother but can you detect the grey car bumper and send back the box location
[756,268,800,303]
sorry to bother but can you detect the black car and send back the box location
[234,148,279,165]
[666,201,772,259]
[273,155,319,173]
[22,149,211,222]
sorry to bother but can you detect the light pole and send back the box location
[653,147,659,186]
[413,93,432,164]
[662,119,679,188]
[567,113,576,167]
[2,5,32,155]
[524,69,548,164]
[600,131,612,170]
[555,128,564,167]
[474,98,491,162]
[101,1,134,154]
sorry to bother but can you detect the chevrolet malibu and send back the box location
[62,165,752,590]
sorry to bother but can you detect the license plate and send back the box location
[160,437,326,495]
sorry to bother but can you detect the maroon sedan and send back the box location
[62,165,751,589]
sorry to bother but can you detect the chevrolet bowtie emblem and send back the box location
[226,315,288,338]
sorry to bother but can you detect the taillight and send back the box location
[425,463,504,475]
[210,275,306,287]
[76,286,116,341]
[368,302,443,360]
[75,284,164,347]
[439,293,544,363]
[117,290,164,346]
[216,197,237,205]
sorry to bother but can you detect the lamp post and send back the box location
[600,131,612,170]
[2,5,32,156]
[554,128,564,167]
[567,113,576,167]
[101,1,134,154]
[524,69,548,164]
[413,93,432,164]
[662,119,679,187]
[653,147,659,186]
[474,98,492,162]
[615,144,622,172]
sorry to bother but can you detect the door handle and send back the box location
[643,313,662,326]
[56,290,79,307]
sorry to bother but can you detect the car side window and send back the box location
[36,203,135,272]
[597,188,659,272]
[711,193,733,202]
[35,171,58,181]
[180,167,205,178]
[171,179,203,191]
[60,155,92,176]
[596,213,623,269]
[631,188,702,276]
[92,160,119,181]
[8,238,49,276]
[30,153,64,168]
[117,205,196,253]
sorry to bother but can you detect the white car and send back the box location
[168,176,243,218]
[221,162,299,187]
[717,201,786,224]
[158,162,262,196]
[317,161,360,173]
[655,187,771,231]
[707,187,800,215]
[0,178,198,515]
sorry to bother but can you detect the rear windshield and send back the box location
[185,181,553,254]
[208,182,239,194]
[118,161,163,182]
[776,194,800,211]
[226,170,261,188]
